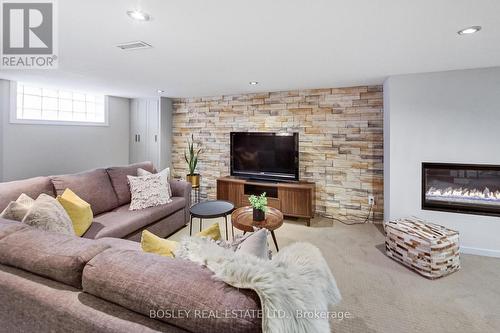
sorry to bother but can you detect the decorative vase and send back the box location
[253,208,265,222]
[186,174,200,188]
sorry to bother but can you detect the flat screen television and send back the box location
[230,132,299,182]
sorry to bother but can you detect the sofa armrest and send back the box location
[169,180,191,224]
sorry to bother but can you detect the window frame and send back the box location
[10,81,110,127]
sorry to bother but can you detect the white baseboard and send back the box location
[461,246,500,258]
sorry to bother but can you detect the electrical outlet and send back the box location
[368,195,375,205]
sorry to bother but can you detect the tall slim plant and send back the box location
[184,134,202,175]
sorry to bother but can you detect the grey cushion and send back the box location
[106,161,156,206]
[0,228,109,288]
[169,180,192,224]
[51,169,119,215]
[83,197,186,239]
[95,237,141,251]
[22,194,75,235]
[0,176,55,212]
[83,249,261,333]
[0,264,188,333]
[0,218,30,240]
[236,228,270,259]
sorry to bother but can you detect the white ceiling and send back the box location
[1,0,499,98]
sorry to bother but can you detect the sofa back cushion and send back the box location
[106,161,156,206]
[51,169,119,215]
[0,228,109,288]
[0,177,55,212]
[0,218,30,240]
[83,249,261,333]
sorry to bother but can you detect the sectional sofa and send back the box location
[0,218,261,332]
[0,162,262,332]
[0,161,191,241]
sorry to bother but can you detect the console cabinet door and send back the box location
[217,180,243,207]
[279,187,312,217]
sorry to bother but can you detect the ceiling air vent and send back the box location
[116,41,152,50]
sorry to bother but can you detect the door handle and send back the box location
[155,135,158,142]
[135,134,138,142]
[138,134,140,142]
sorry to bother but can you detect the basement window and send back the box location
[11,82,108,126]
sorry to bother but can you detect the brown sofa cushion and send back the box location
[0,228,109,288]
[95,237,141,251]
[169,180,192,224]
[0,176,55,212]
[51,169,119,215]
[83,249,261,333]
[83,197,186,239]
[0,218,30,240]
[106,161,156,206]
[0,264,189,333]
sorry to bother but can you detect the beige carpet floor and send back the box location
[168,216,500,333]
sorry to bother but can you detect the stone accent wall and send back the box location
[172,86,384,222]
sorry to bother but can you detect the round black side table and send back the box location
[189,200,235,240]
[191,185,200,205]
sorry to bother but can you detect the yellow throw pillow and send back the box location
[141,224,221,258]
[57,188,93,237]
[141,230,178,257]
[195,223,221,241]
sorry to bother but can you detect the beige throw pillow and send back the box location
[22,194,75,235]
[0,193,35,221]
[128,171,172,211]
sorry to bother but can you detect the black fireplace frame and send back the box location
[422,162,500,217]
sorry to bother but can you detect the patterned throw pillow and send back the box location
[137,167,172,198]
[127,172,172,210]
[22,194,75,235]
[141,223,222,258]
[0,193,35,221]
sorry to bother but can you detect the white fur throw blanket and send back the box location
[175,237,341,333]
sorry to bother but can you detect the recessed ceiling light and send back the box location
[249,81,259,85]
[157,89,165,94]
[127,10,151,21]
[457,26,481,35]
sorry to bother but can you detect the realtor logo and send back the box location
[1,0,58,68]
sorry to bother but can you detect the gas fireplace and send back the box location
[422,163,500,217]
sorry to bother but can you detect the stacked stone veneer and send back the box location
[172,86,384,222]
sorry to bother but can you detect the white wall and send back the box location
[0,79,130,181]
[384,67,500,257]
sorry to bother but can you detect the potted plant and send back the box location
[249,192,267,222]
[184,134,202,187]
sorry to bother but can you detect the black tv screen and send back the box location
[230,132,299,181]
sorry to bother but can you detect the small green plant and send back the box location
[184,134,202,175]
[249,192,268,212]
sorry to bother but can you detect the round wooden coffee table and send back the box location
[231,206,284,251]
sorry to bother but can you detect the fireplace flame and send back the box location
[426,187,500,206]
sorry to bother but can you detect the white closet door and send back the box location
[146,99,160,168]
[129,100,140,163]
[135,100,148,163]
